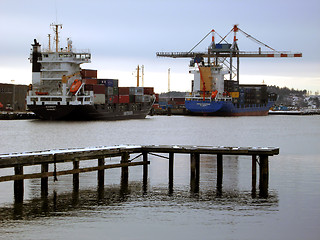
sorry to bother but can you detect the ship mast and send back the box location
[50,23,62,52]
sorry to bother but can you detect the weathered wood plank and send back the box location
[0,161,150,182]
[0,145,279,169]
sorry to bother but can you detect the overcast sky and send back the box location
[0,0,319,93]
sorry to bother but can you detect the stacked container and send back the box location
[239,84,268,105]
[81,69,97,79]
[81,68,154,106]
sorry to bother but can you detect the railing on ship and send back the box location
[185,93,232,102]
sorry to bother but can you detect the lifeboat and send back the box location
[211,90,218,99]
[70,79,82,94]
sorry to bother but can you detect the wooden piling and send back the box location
[121,152,129,183]
[73,158,79,191]
[41,163,49,196]
[14,165,24,202]
[190,153,200,193]
[217,154,223,187]
[216,154,223,196]
[190,153,196,181]
[143,151,148,193]
[252,155,257,197]
[259,155,269,198]
[169,152,174,194]
[97,158,105,187]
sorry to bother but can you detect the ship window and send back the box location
[40,97,51,101]
[51,97,62,101]
[30,98,38,102]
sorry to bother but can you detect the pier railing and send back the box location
[0,145,279,201]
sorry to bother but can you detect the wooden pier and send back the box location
[0,145,279,202]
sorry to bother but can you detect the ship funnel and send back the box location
[31,39,42,86]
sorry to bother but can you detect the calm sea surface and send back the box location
[0,115,319,240]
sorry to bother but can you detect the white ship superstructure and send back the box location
[26,23,154,120]
[27,23,93,107]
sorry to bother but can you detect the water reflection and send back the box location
[0,178,278,223]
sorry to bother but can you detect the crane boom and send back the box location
[156,25,302,83]
[156,51,302,58]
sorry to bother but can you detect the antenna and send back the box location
[168,68,170,92]
[141,65,144,87]
[50,23,62,52]
[48,34,51,52]
[136,65,140,87]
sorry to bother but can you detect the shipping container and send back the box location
[99,79,117,87]
[84,78,97,85]
[155,93,159,103]
[81,69,97,79]
[106,96,113,104]
[113,95,119,104]
[129,95,135,103]
[119,87,130,95]
[152,104,160,109]
[93,84,105,94]
[143,87,154,95]
[230,92,240,98]
[135,95,151,103]
[105,87,113,96]
[113,79,119,88]
[144,95,152,103]
[135,95,143,103]
[94,94,105,104]
[129,87,143,95]
[119,95,130,103]
[215,43,232,49]
[84,84,94,91]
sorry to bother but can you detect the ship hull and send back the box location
[185,100,274,116]
[27,103,152,121]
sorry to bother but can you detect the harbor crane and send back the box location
[156,25,302,83]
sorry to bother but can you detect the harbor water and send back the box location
[0,115,319,240]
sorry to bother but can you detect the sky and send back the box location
[0,0,319,93]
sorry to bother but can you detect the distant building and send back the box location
[0,83,28,111]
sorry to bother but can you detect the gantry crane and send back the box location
[156,25,302,83]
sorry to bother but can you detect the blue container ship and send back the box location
[157,25,301,116]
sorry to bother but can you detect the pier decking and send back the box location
[0,145,279,201]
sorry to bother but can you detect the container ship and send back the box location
[157,25,301,116]
[26,23,154,120]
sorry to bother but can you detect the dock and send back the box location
[0,145,279,202]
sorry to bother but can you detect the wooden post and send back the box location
[259,155,269,198]
[190,153,199,193]
[168,152,174,194]
[98,158,105,188]
[73,158,79,192]
[121,152,129,184]
[143,151,148,193]
[216,154,223,196]
[190,153,196,180]
[41,163,49,197]
[14,165,24,202]
[195,153,200,182]
[252,155,257,198]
